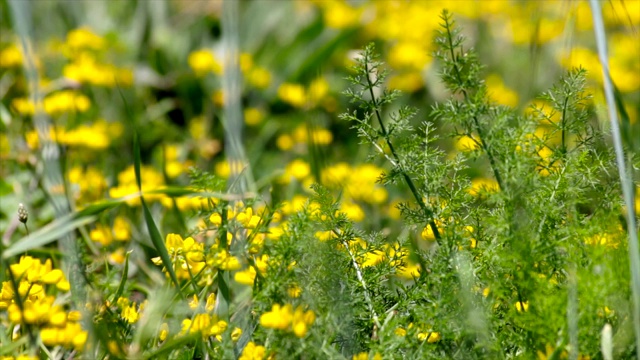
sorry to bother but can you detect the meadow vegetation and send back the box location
[1,1,639,359]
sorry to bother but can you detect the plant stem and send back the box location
[590,2,640,358]
[332,228,382,330]
[443,14,504,191]
[363,61,442,244]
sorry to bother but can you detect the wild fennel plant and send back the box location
[331,10,635,358]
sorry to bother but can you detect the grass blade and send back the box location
[112,251,131,302]
[1,199,120,259]
[589,2,640,358]
[142,333,200,360]
[133,132,183,297]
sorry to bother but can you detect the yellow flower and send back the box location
[308,77,329,103]
[159,322,169,341]
[0,43,23,68]
[122,303,141,323]
[584,232,620,249]
[287,284,302,298]
[320,0,361,29]
[292,306,315,337]
[113,216,130,241]
[388,41,430,71]
[41,321,88,351]
[455,135,481,152]
[260,304,292,330]
[486,74,519,107]
[236,207,261,229]
[244,107,264,126]
[394,327,407,337]
[421,220,443,241]
[515,301,529,312]
[388,71,424,92]
[10,256,68,287]
[231,327,242,342]
[212,90,225,107]
[418,331,441,343]
[468,178,500,196]
[234,267,257,286]
[188,49,222,76]
[206,293,217,312]
[276,134,294,151]
[278,83,306,108]
[280,159,311,184]
[240,53,253,72]
[182,313,210,335]
[63,27,106,54]
[43,90,91,116]
[482,287,490,298]
[239,341,267,360]
[247,67,272,89]
[109,165,165,205]
[210,319,228,336]
[338,201,365,222]
[63,52,132,87]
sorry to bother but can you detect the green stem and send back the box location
[560,96,569,156]
[443,14,504,191]
[363,61,442,244]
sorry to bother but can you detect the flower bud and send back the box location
[18,203,28,224]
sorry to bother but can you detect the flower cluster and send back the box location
[260,303,316,338]
[60,27,133,86]
[1,256,87,351]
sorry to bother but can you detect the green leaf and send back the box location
[134,132,183,297]
[142,332,201,360]
[112,251,131,302]
[2,201,121,259]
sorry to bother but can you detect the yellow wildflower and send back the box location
[515,301,529,312]
[239,341,267,360]
[468,178,500,196]
[246,66,272,89]
[0,43,23,68]
[188,49,222,76]
[244,107,264,126]
[417,331,441,343]
[278,83,306,108]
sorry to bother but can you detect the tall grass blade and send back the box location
[601,324,613,360]
[1,200,121,258]
[142,333,201,360]
[589,2,640,358]
[134,133,183,296]
[112,251,131,302]
[221,0,254,194]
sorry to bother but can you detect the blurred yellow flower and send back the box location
[388,41,430,71]
[486,74,519,107]
[515,301,529,312]
[247,66,272,89]
[418,331,441,343]
[239,341,267,360]
[63,27,106,55]
[421,221,443,241]
[468,178,500,196]
[244,107,264,126]
[0,43,23,68]
[278,83,306,108]
[260,303,315,338]
[319,0,361,29]
[188,49,222,76]
[281,159,311,183]
[455,134,481,152]
[64,52,133,87]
